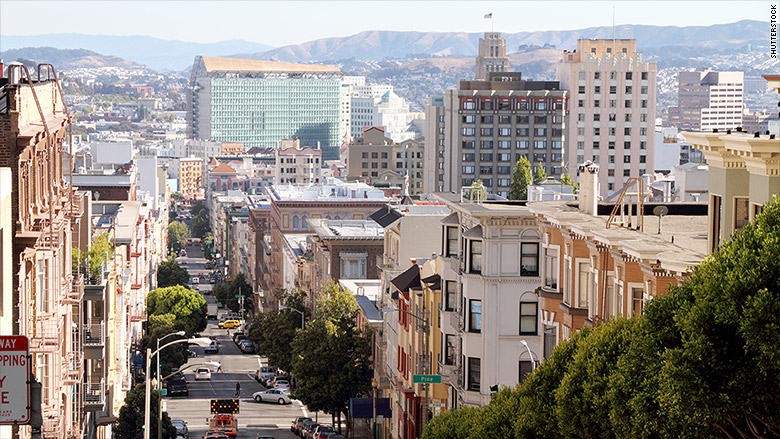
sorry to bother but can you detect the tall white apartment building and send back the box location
[557,39,657,197]
[676,69,744,132]
[343,79,420,142]
[475,32,510,80]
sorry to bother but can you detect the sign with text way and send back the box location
[0,336,29,424]
[412,374,442,384]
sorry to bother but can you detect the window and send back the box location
[468,299,482,333]
[462,153,475,162]
[499,115,511,124]
[625,86,632,94]
[594,85,600,94]
[480,166,492,175]
[469,240,482,274]
[371,152,378,159]
[468,357,481,391]
[535,128,547,136]
[480,101,493,110]
[517,141,529,149]
[361,152,368,159]
[444,335,457,365]
[543,325,557,360]
[462,127,475,136]
[535,101,547,110]
[462,166,475,174]
[624,127,631,136]
[632,288,644,317]
[534,141,547,150]
[340,254,367,279]
[516,127,529,137]
[516,115,529,124]
[480,141,494,149]
[544,247,558,289]
[626,72,633,80]
[521,243,539,276]
[499,128,511,136]
[535,116,547,124]
[462,140,475,149]
[381,152,388,159]
[481,128,493,136]
[445,281,457,311]
[446,226,458,257]
[594,100,600,108]
[594,72,600,80]
[624,155,631,164]
[519,361,534,383]
[520,302,538,335]
[498,153,511,162]
[463,115,475,123]
[641,72,648,80]
[498,140,511,149]
[463,101,476,110]
[480,153,493,161]
[577,262,589,308]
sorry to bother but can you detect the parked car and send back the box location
[195,367,212,380]
[312,425,335,439]
[203,341,219,354]
[202,432,228,439]
[325,435,345,439]
[171,420,189,438]
[291,417,311,435]
[232,332,246,344]
[239,340,255,354]
[218,320,240,329]
[191,276,200,285]
[274,379,291,392]
[252,388,291,404]
[255,436,275,439]
[165,377,189,396]
[300,422,318,439]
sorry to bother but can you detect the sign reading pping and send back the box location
[0,336,29,424]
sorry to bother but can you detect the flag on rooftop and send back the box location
[484,13,492,19]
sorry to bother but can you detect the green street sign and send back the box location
[412,374,442,384]
[236,295,245,298]
[161,389,167,396]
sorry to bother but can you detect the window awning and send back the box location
[440,212,459,226]
[463,224,483,239]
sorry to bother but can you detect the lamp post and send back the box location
[371,380,378,439]
[519,340,536,371]
[279,305,305,330]
[145,337,211,439]
[381,307,430,435]
[157,331,185,439]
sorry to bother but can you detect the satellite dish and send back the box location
[653,206,669,234]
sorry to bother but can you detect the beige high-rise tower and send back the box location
[475,32,510,80]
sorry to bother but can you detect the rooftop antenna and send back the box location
[653,205,669,234]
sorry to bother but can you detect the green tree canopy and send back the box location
[213,273,253,314]
[157,258,189,288]
[560,173,579,193]
[141,314,188,378]
[191,210,210,239]
[114,384,176,439]
[509,157,532,201]
[167,221,190,254]
[533,165,547,185]
[146,285,207,335]
[290,282,372,434]
[248,289,310,372]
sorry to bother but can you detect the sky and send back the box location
[0,1,771,47]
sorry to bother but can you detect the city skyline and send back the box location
[0,1,770,47]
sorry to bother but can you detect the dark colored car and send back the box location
[291,417,311,434]
[300,421,318,438]
[165,377,189,396]
[239,340,255,354]
[232,332,246,345]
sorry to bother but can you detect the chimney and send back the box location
[578,161,599,216]
[0,59,4,79]
[410,258,417,266]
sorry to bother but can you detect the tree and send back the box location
[213,273,253,314]
[290,282,373,434]
[421,406,480,439]
[509,157,532,201]
[167,221,190,254]
[114,384,176,439]
[146,285,207,335]
[248,289,309,372]
[191,210,210,239]
[561,173,579,193]
[87,231,112,281]
[156,258,189,288]
[142,314,187,378]
[191,201,206,217]
[533,165,547,184]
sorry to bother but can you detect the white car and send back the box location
[194,367,211,380]
[274,379,291,391]
[252,388,291,404]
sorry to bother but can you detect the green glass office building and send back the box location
[188,56,343,160]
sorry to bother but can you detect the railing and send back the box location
[83,323,104,346]
[30,317,60,351]
[62,351,82,384]
[446,310,463,332]
[83,378,105,406]
[42,416,61,437]
[65,273,84,303]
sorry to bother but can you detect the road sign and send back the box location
[235,295,245,299]
[211,399,240,414]
[0,336,30,424]
[428,401,444,408]
[412,374,442,384]
[161,389,167,396]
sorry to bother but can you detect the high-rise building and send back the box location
[345,127,424,193]
[424,72,567,197]
[675,69,744,132]
[187,56,343,159]
[346,83,421,142]
[179,157,203,197]
[557,39,657,197]
[475,32,510,80]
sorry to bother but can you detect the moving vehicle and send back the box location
[171,419,189,438]
[218,320,240,329]
[252,389,291,404]
[191,276,200,285]
[274,379,291,392]
[207,303,218,320]
[203,341,219,354]
[207,414,237,438]
[165,376,189,396]
[195,367,212,380]
[202,432,229,439]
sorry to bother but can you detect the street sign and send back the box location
[235,295,245,299]
[161,389,167,396]
[428,401,444,408]
[412,374,442,384]
[0,336,30,424]
[211,399,240,414]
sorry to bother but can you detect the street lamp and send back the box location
[279,305,305,330]
[156,331,185,439]
[371,380,378,439]
[145,337,211,439]
[519,340,536,371]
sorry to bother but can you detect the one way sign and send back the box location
[0,336,29,424]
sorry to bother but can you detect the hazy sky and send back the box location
[0,1,770,47]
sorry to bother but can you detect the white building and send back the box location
[92,138,133,164]
[675,69,744,132]
[274,139,322,185]
[672,162,709,202]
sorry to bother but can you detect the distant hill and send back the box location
[236,20,767,63]
[0,47,141,69]
[0,34,275,70]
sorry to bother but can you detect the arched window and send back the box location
[292,216,300,230]
[301,216,308,230]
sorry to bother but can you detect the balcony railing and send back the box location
[83,378,105,407]
[83,323,104,346]
[62,351,82,385]
[445,310,464,332]
[65,273,84,304]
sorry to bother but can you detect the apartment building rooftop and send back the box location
[528,200,708,274]
[197,56,342,75]
[308,219,385,240]
[269,178,389,202]
[369,204,450,228]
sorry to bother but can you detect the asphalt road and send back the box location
[166,245,308,439]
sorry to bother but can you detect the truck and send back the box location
[207,303,218,320]
[206,413,237,437]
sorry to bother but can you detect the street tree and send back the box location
[213,273,253,314]
[291,282,372,434]
[249,289,309,372]
[533,164,547,184]
[156,258,189,288]
[141,314,188,378]
[191,210,210,239]
[146,285,207,335]
[509,157,532,201]
[561,173,579,193]
[114,384,176,439]
[167,221,190,254]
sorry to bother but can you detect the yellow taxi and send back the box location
[218,319,241,329]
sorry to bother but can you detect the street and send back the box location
[165,244,306,439]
